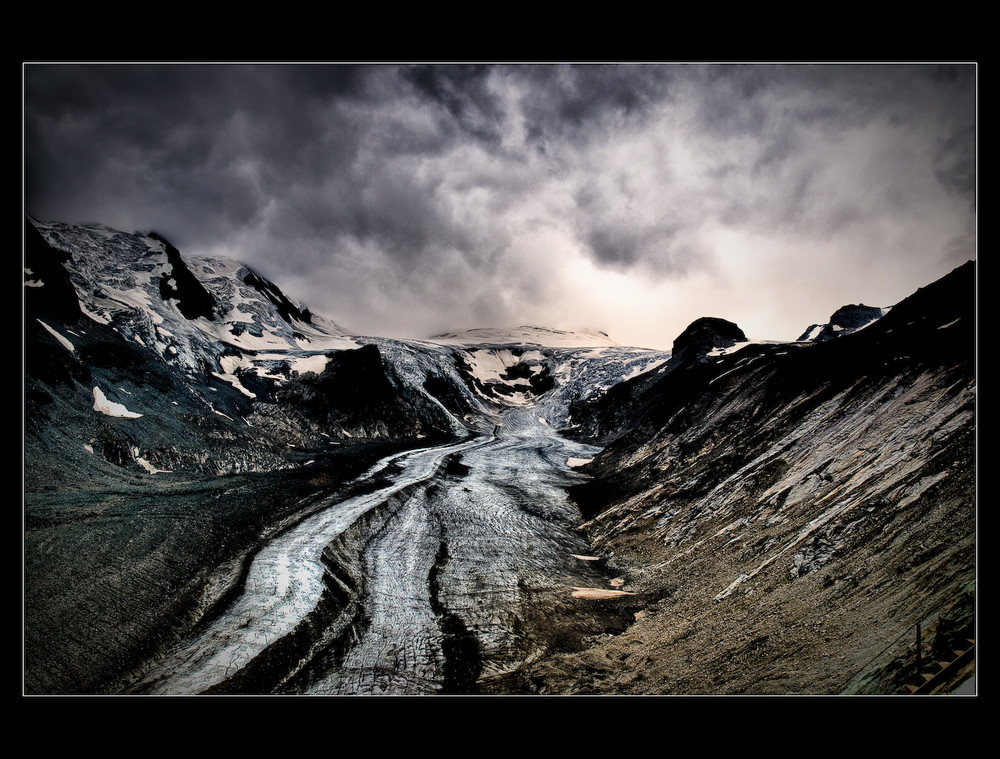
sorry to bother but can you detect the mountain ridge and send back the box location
[427,325,621,348]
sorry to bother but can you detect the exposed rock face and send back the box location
[829,303,885,331]
[242,268,314,325]
[153,232,218,321]
[276,343,455,441]
[671,316,747,362]
[798,303,885,342]
[24,217,85,324]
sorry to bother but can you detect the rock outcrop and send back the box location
[671,316,747,362]
[797,303,885,343]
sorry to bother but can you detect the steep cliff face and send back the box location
[275,343,457,441]
[511,262,975,695]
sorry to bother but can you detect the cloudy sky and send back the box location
[23,63,976,349]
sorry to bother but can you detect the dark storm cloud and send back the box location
[25,64,378,244]
[570,177,698,274]
[517,63,672,148]
[934,123,977,203]
[583,223,682,269]
[673,64,977,237]
[400,64,507,146]
[24,62,976,346]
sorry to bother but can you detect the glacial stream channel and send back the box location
[134,409,609,695]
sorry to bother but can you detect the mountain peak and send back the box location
[797,303,887,343]
[671,317,747,362]
[26,216,353,378]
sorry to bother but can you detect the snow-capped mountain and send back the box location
[23,216,669,484]
[28,217,356,380]
[26,217,453,486]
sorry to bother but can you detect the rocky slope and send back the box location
[502,261,976,694]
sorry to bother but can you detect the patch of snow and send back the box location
[715,574,750,602]
[36,320,75,352]
[288,354,331,376]
[82,305,112,325]
[709,356,761,385]
[567,457,594,467]
[707,341,754,358]
[227,304,258,325]
[137,457,171,474]
[571,587,635,598]
[104,284,162,322]
[209,405,233,420]
[92,386,142,418]
[801,325,824,341]
[219,355,246,375]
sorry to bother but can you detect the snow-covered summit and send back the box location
[427,325,620,348]
[28,217,357,381]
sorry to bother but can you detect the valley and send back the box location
[127,412,615,696]
[23,217,976,696]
